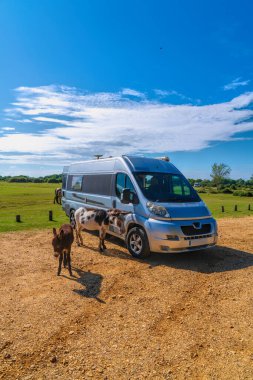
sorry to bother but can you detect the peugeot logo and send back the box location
[193,222,201,229]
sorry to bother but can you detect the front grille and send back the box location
[184,234,213,240]
[181,223,211,236]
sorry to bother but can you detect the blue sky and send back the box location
[0,0,253,179]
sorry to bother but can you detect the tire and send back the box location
[70,210,76,228]
[126,227,151,258]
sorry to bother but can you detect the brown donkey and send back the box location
[52,224,74,276]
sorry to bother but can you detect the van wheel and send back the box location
[70,210,76,228]
[126,227,150,258]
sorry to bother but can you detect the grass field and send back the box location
[0,182,68,232]
[0,182,252,232]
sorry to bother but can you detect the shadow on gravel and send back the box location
[63,267,105,303]
[143,246,253,274]
[100,235,253,274]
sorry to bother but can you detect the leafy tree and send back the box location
[210,163,231,186]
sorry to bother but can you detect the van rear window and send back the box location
[62,175,67,189]
[70,176,83,191]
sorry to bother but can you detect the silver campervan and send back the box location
[62,156,218,258]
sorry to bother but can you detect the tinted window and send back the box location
[83,174,112,195]
[134,172,200,203]
[116,173,125,197]
[62,175,67,189]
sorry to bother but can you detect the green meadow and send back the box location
[0,182,252,233]
[0,182,68,233]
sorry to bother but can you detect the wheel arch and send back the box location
[127,222,145,234]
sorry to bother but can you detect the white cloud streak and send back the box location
[154,89,193,102]
[224,77,250,90]
[1,85,253,167]
[1,127,15,131]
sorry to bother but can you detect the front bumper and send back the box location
[145,217,218,253]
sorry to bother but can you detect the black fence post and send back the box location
[249,204,251,211]
[234,205,237,212]
[221,206,224,213]
[16,215,21,223]
[49,210,53,221]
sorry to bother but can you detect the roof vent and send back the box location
[157,156,170,162]
[94,155,103,160]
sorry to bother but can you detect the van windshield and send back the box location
[134,172,201,203]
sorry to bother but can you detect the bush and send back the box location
[233,190,253,197]
[220,188,233,194]
[8,176,29,183]
[197,189,206,193]
[209,188,218,194]
[47,178,61,183]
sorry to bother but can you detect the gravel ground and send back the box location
[0,217,253,380]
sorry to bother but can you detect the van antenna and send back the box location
[94,155,103,160]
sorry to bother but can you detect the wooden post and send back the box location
[249,204,251,211]
[234,205,237,212]
[221,206,224,213]
[49,210,53,221]
[16,215,21,223]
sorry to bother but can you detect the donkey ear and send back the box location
[53,228,57,237]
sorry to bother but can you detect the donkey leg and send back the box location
[63,252,67,267]
[67,252,72,276]
[75,226,81,246]
[57,253,63,276]
[98,229,103,252]
[101,228,107,250]
[78,228,84,246]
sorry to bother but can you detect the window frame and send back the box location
[115,172,138,202]
[69,175,83,192]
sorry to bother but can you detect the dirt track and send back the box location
[0,218,253,379]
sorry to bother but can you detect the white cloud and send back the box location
[121,88,145,98]
[224,77,250,90]
[1,127,15,131]
[1,85,253,168]
[154,89,193,102]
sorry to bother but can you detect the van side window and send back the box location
[83,174,112,195]
[71,176,83,191]
[126,176,136,194]
[116,173,125,198]
[115,173,137,200]
[62,175,67,189]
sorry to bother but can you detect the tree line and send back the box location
[0,174,62,183]
[1,163,252,189]
[188,163,253,187]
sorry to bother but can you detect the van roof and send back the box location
[123,155,180,174]
[64,155,180,174]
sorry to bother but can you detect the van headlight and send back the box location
[147,202,170,218]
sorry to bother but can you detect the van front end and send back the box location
[144,216,218,253]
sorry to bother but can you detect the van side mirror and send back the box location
[121,188,139,204]
[121,188,131,204]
